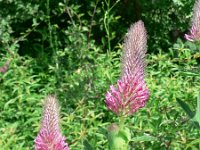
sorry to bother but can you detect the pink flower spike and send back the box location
[105,20,150,116]
[0,60,10,74]
[185,0,200,41]
[34,95,69,150]
[185,25,200,41]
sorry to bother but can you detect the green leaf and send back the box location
[83,140,94,150]
[185,138,200,150]
[180,71,200,78]
[131,135,157,142]
[107,124,130,150]
[177,99,195,118]
[193,92,200,126]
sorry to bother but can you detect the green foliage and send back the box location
[140,0,194,51]
[0,0,200,149]
[177,92,200,129]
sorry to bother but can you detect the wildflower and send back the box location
[105,20,149,116]
[35,95,69,150]
[185,0,200,41]
[0,60,10,74]
[185,25,200,41]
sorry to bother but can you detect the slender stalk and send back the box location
[103,0,120,54]
[47,0,53,50]
[46,0,60,89]
[119,115,125,129]
[104,9,111,53]
[88,0,99,40]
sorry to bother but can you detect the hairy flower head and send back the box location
[105,20,149,116]
[35,95,69,150]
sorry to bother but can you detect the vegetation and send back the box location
[0,0,199,149]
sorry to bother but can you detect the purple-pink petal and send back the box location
[35,129,69,150]
[185,25,200,41]
[105,75,149,115]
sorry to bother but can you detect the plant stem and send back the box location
[47,0,53,50]
[103,0,120,55]
[119,115,125,129]
[46,0,60,89]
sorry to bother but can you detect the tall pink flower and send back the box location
[35,95,69,150]
[185,0,200,41]
[105,20,149,116]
